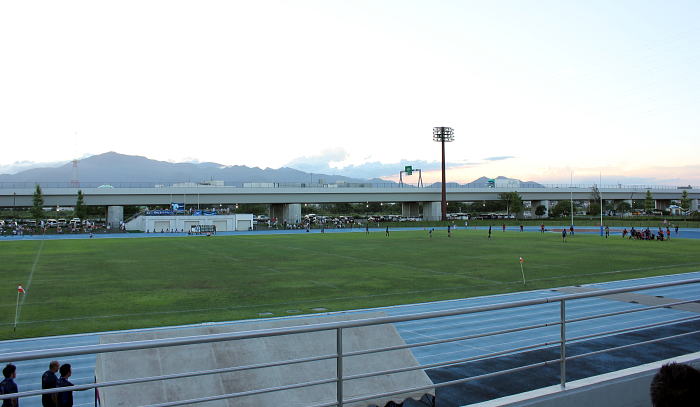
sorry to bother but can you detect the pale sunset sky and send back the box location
[1,1,698,185]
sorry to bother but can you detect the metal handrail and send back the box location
[1,277,698,405]
[3,278,697,363]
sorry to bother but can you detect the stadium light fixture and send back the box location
[433,127,454,221]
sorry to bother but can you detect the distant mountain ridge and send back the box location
[0,152,389,186]
[429,176,544,188]
[0,152,543,188]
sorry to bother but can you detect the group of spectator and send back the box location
[1,361,79,407]
[0,225,33,237]
[0,222,111,237]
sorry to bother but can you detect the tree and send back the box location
[466,200,506,213]
[498,192,523,217]
[332,203,353,214]
[74,190,87,219]
[616,201,632,214]
[589,186,601,215]
[534,205,547,217]
[644,190,655,214]
[31,184,44,220]
[680,190,691,212]
[550,200,573,218]
[604,200,615,213]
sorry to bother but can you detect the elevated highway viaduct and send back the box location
[1,186,698,226]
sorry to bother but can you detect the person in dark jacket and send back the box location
[56,364,74,407]
[41,361,60,407]
[1,364,18,407]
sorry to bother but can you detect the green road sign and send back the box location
[405,165,413,175]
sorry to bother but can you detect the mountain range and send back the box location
[0,152,543,188]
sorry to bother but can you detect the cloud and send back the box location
[531,164,700,187]
[284,148,349,173]
[484,156,516,161]
[285,149,479,179]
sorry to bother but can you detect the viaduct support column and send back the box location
[270,204,302,225]
[107,206,124,229]
[691,199,699,212]
[655,200,670,211]
[401,202,420,218]
[422,202,441,221]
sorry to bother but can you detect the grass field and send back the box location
[2,229,700,340]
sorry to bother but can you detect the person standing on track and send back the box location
[488,225,492,240]
[385,225,389,237]
[1,364,18,407]
[365,222,369,235]
[520,224,523,232]
[540,224,545,233]
[562,228,567,242]
[502,223,506,232]
[42,361,60,407]
[605,225,610,239]
[57,364,77,407]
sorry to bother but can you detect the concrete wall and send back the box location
[126,214,253,232]
[96,312,434,407]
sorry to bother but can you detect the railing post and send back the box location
[336,327,343,407]
[560,300,566,388]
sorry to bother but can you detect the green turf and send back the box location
[1,230,699,339]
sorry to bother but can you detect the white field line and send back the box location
[17,240,44,321]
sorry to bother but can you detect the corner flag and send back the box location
[14,285,26,331]
[519,257,524,264]
[519,257,526,285]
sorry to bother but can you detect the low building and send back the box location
[125,214,253,232]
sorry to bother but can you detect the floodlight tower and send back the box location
[433,127,454,221]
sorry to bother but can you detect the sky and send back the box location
[1,1,699,186]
